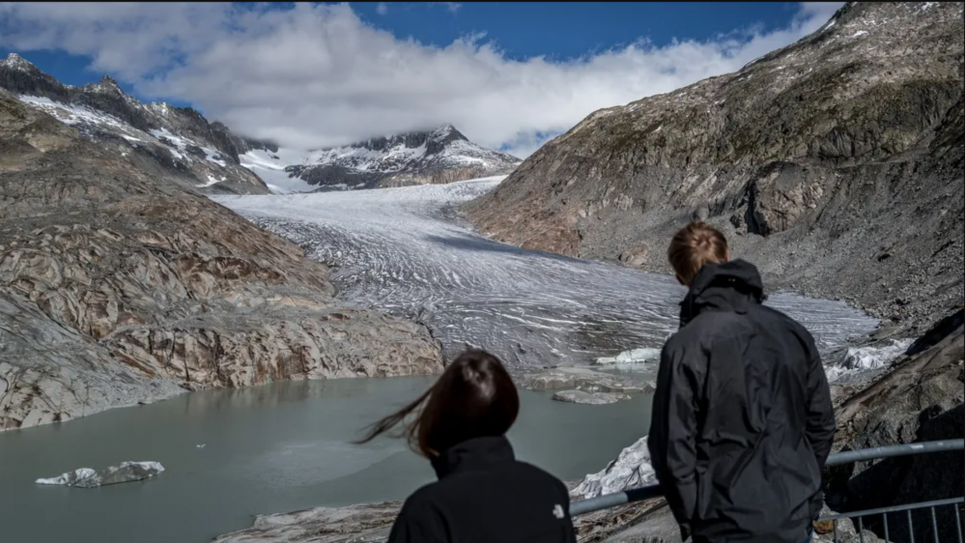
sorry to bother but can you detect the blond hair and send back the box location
[668,221,729,286]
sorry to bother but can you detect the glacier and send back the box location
[213,176,879,373]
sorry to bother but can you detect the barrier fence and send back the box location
[569,438,965,542]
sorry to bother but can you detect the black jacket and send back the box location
[648,260,835,543]
[387,436,577,543]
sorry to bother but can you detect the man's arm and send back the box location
[803,336,835,470]
[648,339,703,541]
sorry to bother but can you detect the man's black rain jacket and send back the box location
[648,259,836,543]
[387,435,577,543]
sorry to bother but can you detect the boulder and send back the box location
[552,390,631,405]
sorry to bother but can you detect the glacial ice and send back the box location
[214,176,879,372]
[571,436,657,499]
[36,461,165,488]
[594,347,662,367]
[825,338,913,382]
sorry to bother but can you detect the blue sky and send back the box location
[0,2,842,155]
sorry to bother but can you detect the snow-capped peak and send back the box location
[86,75,126,95]
[1,53,37,72]
[240,124,520,193]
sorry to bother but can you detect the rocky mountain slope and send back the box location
[0,53,519,196]
[0,53,272,195]
[241,125,521,193]
[465,1,964,333]
[0,88,445,431]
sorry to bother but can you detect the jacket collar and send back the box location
[430,435,516,480]
[678,259,766,327]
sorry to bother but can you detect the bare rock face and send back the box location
[464,2,965,331]
[0,89,445,430]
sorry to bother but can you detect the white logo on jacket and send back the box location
[552,504,565,519]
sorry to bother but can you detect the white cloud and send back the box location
[0,2,843,157]
[376,2,388,16]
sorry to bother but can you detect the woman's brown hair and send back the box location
[354,349,520,457]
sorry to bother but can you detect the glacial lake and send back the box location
[0,376,655,543]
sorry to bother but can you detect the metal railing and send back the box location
[569,438,965,541]
[821,496,963,543]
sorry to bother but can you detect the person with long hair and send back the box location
[355,349,577,543]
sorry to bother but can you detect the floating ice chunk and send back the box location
[36,461,164,488]
[594,347,661,366]
[824,338,913,382]
[572,436,656,499]
[197,444,206,448]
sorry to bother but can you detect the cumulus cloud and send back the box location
[0,2,843,156]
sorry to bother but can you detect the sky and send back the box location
[0,2,844,157]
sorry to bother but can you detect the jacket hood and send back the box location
[679,259,766,327]
[430,435,515,480]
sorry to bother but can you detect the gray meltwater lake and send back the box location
[0,377,655,543]
[1,176,880,543]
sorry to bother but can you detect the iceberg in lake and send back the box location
[36,461,164,488]
[571,435,657,499]
[593,347,661,367]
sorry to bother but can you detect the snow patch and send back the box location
[572,436,657,499]
[198,175,226,188]
[851,30,869,38]
[17,95,128,130]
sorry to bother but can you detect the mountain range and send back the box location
[241,124,520,193]
[0,53,518,195]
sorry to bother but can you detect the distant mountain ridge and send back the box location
[0,53,519,195]
[259,124,520,193]
[0,53,270,194]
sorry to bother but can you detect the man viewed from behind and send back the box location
[648,221,835,543]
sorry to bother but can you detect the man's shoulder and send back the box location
[669,310,745,347]
[752,304,817,344]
